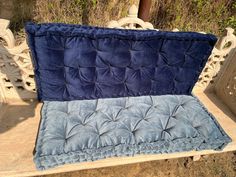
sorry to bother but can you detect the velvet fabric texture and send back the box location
[25,23,230,170]
[25,23,217,101]
[34,95,231,170]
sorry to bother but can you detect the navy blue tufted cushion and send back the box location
[25,23,217,101]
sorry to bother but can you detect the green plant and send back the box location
[150,0,235,35]
[7,0,235,36]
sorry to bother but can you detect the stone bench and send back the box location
[0,5,236,176]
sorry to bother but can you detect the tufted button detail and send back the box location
[131,129,136,135]
[81,122,87,126]
[194,125,201,130]
[124,105,131,110]
[93,109,99,114]
[113,118,118,122]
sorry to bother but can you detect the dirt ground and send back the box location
[36,151,236,177]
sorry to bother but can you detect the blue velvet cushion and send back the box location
[34,95,231,170]
[25,23,217,101]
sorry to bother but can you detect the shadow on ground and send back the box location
[0,100,37,133]
[35,152,236,177]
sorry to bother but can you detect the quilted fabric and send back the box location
[25,23,217,101]
[34,95,231,170]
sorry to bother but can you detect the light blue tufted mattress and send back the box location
[34,95,231,170]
